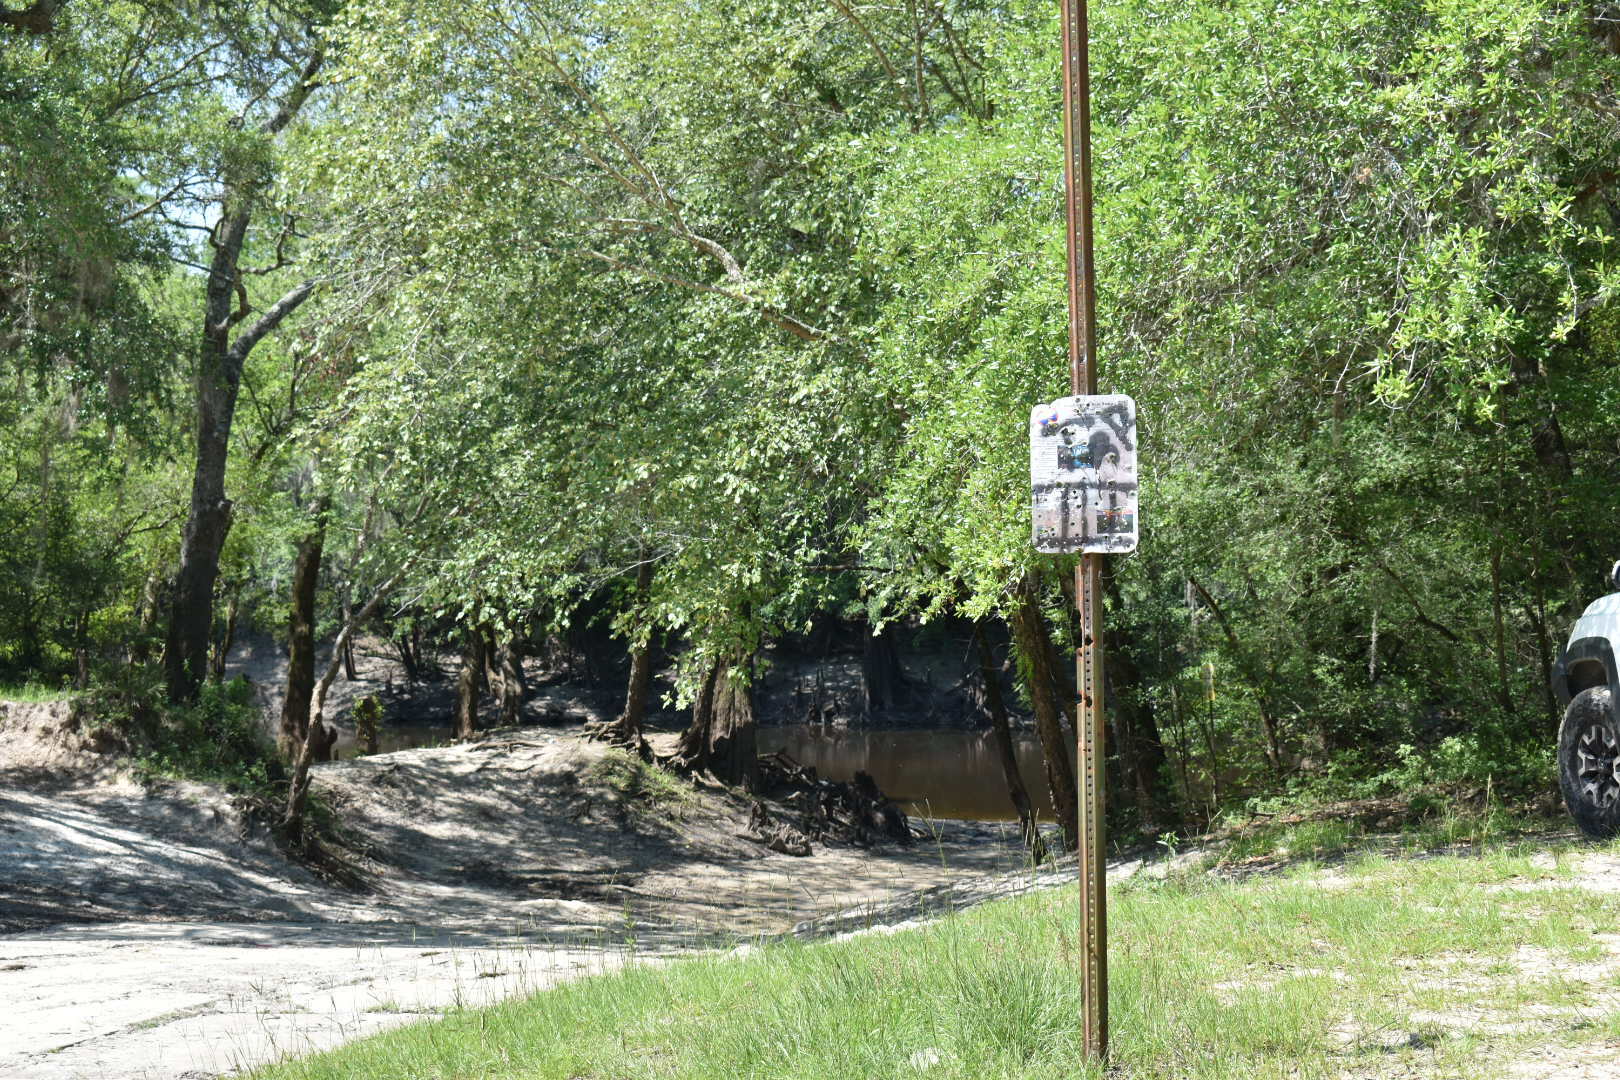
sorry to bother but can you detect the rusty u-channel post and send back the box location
[1059,0,1108,1061]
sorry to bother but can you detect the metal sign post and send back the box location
[1059,0,1109,1061]
[1028,391,1136,1060]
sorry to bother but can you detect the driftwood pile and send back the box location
[744,751,913,857]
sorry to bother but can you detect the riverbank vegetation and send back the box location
[3,0,1618,846]
[247,837,1620,1080]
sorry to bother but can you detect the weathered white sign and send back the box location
[1029,394,1138,554]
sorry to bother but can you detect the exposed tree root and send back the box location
[751,750,913,850]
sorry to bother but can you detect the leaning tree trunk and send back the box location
[1009,573,1079,852]
[975,621,1046,864]
[283,560,410,843]
[280,505,327,758]
[454,623,484,741]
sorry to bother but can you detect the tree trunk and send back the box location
[1530,568,1558,735]
[614,641,654,742]
[1102,570,1182,836]
[1490,540,1512,714]
[480,624,500,703]
[164,49,324,705]
[1008,573,1079,852]
[339,575,358,682]
[280,505,326,758]
[974,620,1046,864]
[166,465,233,701]
[72,611,90,690]
[396,631,420,682]
[497,636,525,726]
[674,661,723,768]
[129,571,162,665]
[283,560,410,842]
[1507,353,1574,483]
[209,587,239,682]
[861,621,906,715]
[706,661,758,791]
[606,558,656,747]
[1167,681,1195,816]
[1201,662,1222,810]
[454,623,483,741]
[482,626,501,694]
[341,602,358,681]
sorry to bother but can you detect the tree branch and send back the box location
[117,176,197,225]
[827,0,903,92]
[242,218,297,275]
[227,279,315,364]
[0,0,66,34]
[263,46,325,137]
[1377,564,1461,642]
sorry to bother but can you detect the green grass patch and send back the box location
[584,747,700,821]
[1215,795,1551,870]
[248,839,1620,1080]
[0,680,75,703]
[1219,818,1357,863]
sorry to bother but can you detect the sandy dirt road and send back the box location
[0,920,641,1080]
[0,703,1041,1079]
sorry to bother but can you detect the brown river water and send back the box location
[340,725,1067,822]
[759,727,1071,822]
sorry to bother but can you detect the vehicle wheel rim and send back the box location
[1577,724,1620,808]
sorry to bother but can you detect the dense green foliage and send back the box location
[3,0,1618,822]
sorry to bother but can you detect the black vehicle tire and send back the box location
[1559,686,1620,841]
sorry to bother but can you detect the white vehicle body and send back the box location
[1555,592,1620,713]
